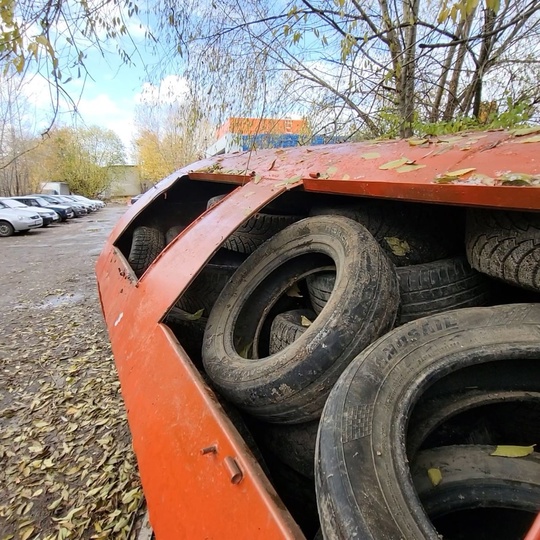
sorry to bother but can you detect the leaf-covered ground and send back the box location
[0,207,144,539]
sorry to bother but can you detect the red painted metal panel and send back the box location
[96,181,304,539]
[96,128,540,537]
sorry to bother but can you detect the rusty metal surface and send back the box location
[96,128,540,538]
[96,180,304,539]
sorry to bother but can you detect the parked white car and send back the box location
[0,198,60,226]
[0,207,43,237]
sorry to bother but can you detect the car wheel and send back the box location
[202,215,399,423]
[0,221,15,237]
[315,304,540,539]
[466,209,540,292]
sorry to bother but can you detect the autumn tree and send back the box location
[134,93,212,186]
[32,126,126,197]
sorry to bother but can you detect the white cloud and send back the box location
[135,75,190,105]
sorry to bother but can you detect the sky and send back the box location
[19,15,190,163]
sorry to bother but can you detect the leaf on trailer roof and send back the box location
[360,152,380,160]
[491,445,535,457]
[407,138,428,147]
[442,168,476,177]
[518,135,540,143]
[379,157,411,170]
[427,468,442,487]
[396,164,426,173]
[511,127,540,137]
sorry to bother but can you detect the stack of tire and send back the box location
[128,196,540,540]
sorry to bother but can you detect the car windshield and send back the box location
[1,199,27,209]
[34,197,50,206]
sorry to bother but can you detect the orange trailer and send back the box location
[96,129,540,539]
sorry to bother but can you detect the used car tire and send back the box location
[310,200,462,266]
[466,209,540,292]
[0,221,15,237]
[207,195,302,254]
[412,445,540,539]
[128,225,165,277]
[251,419,319,479]
[175,249,245,317]
[307,256,490,324]
[316,304,540,540]
[269,309,317,355]
[202,216,399,423]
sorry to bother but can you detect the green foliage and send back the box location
[32,126,126,197]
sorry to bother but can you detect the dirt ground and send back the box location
[0,206,145,540]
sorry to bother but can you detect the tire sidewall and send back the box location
[316,304,540,539]
[203,216,399,421]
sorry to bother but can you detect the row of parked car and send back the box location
[0,194,105,237]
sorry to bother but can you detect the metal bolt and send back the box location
[224,456,243,484]
[201,445,217,455]
[309,171,320,178]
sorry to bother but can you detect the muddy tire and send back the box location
[307,256,490,324]
[128,225,165,277]
[316,304,540,540]
[412,445,540,539]
[175,249,245,317]
[252,420,319,479]
[396,256,491,323]
[269,309,317,355]
[310,200,462,266]
[466,209,540,292]
[202,216,399,423]
[207,195,302,254]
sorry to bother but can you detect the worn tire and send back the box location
[412,445,540,538]
[128,226,165,277]
[252,420,319,479]
[316,304,540,540]
[466,209,540,292]
[202,216,399,423]
[310,200,462,266]
[175,249,245,317]
[269,309,317,355]
[207,195,302,254]
[307,256,490,324]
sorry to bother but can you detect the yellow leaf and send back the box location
[121,487,140,504]
[384,237,411,256]
[519,135,540,144]
[360,152,380,160]
[428,468,442,486]
[379,157,412,170]
[20,526,35,540]
[396,164,426,173]
[442,168,476,177]
[490,445,535,458]
[300,316,312,327]
[511,127,540,137]
[408,138,428,146]
[286,283,303,298]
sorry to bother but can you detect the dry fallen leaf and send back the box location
[379,157,412,170]
[384,237,411,257]
[490,445,535,458]
[396,164,426,173]
[300,316,312,327]
[360,152,380,160]
[427,468,443,487]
